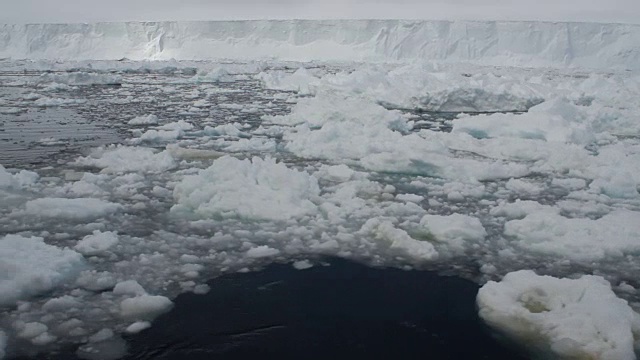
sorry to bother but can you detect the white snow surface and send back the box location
[256,67,320,95]
[277,93,529,181]
[128,114,159,125]
[452,98,594,144]
[316,63,545,112]
[119,295,173,320]
[477,270,640,360]
[359,218,438,261]
[172,156,321,221]
[504,209,640,261]
[74,231,119,256]
[1,21,639,70]
[0,165,38,190]
[0,235,85,306]
[420,214,487,252]
[74,145,176,173]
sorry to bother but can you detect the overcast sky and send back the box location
[1,0,639,25]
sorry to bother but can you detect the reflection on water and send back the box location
[0,107,120,168]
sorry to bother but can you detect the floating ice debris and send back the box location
[0,234,84,306]
[478,270,640,360]
[22,198,122,220]
[74,231,119,256]
[172,156,320,221]
[127,114,159,125]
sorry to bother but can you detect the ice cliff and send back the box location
[1,20,639,69]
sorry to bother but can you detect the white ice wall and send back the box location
[1,20,639,69]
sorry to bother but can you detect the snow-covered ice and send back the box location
[171,156,320,221]
[478,270,640,360]
[37,72,122,86]
[119,295,173,321]
[74,146,176,174]
[504,209,640,261]
[74,231,119,256]
[128,114,159,125]
[0,235,84,306]
[419,214,487,252]
[21,198,122,220]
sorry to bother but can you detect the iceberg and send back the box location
[0,20,638,69]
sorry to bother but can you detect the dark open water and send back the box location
[19,258,527,360]
[87,258,528,359]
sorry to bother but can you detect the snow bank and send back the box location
[1,20,639,69]
[0,234,84,306]
[171,156,320,221]
[477,270,640,360]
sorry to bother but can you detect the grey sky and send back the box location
[1,0,638,24]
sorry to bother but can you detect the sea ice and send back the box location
[257,67,320,95]
[22,198,122,220]
[75,145,176,174]
[419,214,487,252]
[172,156,320,221]
[74,231,119,256]
[452,99,593,145]
[38,72,122,86]
[128,114,159,125]
[478,270,640,360]
[0,235,84,306]
[119,295,173,320]
[0,165,38,190]
[318,63,544,112]
[359,218,438,261]
[503,209,640,261]
[245,246,281,258]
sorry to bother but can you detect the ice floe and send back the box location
[0,235,84,306]
[172,156,320,221]
[478,270,640,360]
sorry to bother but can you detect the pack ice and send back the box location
[1,18,640,360]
